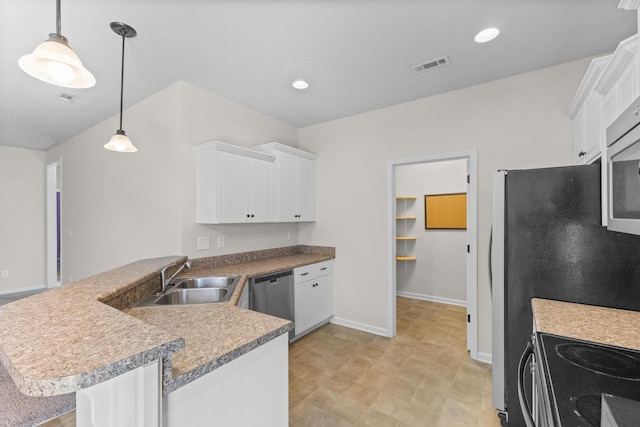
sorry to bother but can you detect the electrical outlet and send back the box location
[1,270,8,278]
[217,235,225,248]
[197,236,210,251]
[287,232,292,241]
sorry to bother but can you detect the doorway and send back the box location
[46,159,61,288]
[386,149,478,360]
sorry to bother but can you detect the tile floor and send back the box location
[40,296,500,426]
[288,297,501,426]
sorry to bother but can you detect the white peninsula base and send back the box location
[163,333,289,427]
[73,333,288,427]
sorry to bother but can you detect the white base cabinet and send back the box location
[294,260,333,338]
[163,334,288,427]
[76,361,160,427]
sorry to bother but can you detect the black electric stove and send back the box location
[538,333,640,426]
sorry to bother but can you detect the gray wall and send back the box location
[298,58,588,359]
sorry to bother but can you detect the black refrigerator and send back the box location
[491,163,640,427]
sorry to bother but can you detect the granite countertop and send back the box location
[532,298,640,351]
[126,251,335,393]
[0,245,334,399]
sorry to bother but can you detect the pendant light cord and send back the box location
[118,34,125,131]
[56,0,61,35]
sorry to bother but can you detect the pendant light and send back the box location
[18,0,95,88]
[104,22,138,153]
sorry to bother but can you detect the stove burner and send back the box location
[556,343,640,380]
[575,395,601,426]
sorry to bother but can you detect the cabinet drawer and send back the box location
[294,260,333,283]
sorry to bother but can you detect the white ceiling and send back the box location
[0,0,636,151]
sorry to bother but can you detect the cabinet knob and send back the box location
[251,214,255,218]
[246,214,250,218]
[578,151,586,157]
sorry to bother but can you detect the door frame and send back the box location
[46,158,61,288]
[386,149,478,360]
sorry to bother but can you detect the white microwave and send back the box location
[607,97,640,235]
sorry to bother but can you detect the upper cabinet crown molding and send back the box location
[194,140,275,162]
[254,142,318,160]
[594,34,639,95]
[618,0,640,10]
[568,55,612,118]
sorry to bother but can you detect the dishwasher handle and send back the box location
[251,270,293,285]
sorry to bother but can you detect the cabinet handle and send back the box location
[320,267,327,271]
[300,272,309,276]
[578,151,586,157]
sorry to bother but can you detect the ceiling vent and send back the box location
[412,55,451,73]
[58,92,77,102]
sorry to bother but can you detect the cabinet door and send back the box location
[276,153,297,222]
[218,151,250,223]
[294,281,315,336]
[314,275,333,323]
[573,107,587,165]
[249,158,274,222]
[583,92,602,163]
[296,156,315,222]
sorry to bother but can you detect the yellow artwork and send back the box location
[425,193,467,229]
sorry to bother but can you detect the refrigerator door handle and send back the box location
[492,170,507,412]
[489,224,492,294]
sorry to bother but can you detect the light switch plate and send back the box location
[197,236,210,250]
[217,236,225,248]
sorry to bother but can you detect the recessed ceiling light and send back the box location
[292,80,309,90]
[475,28,500,43]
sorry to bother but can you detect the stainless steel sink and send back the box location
[155,288,228,305]
[131,275,240,307]
[172,276,238,289]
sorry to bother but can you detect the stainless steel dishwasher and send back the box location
[249,270,294,341]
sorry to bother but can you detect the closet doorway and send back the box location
[386,149,478,360]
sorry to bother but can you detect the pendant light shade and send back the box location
[19,0,95,88]
[105,22,138,153]
[105,130,137,153]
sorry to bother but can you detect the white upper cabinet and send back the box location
[254,142,318,222]
[568,55,611,165]
[569,33,639,226]
[595,35,639,129]
[194,141,275,224]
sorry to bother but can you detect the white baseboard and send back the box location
[396,291,467,307]
[477,352,492,365]
[330,316,390,337]
[0,285,47,296]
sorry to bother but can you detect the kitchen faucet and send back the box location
[160,260,192,293]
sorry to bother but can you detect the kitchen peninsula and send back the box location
[0,245,334,426]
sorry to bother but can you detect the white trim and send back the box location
[387,149,479,359]
[0,285,46,296]
[329,317,389,337]
[46,159,61,289]
[254,142,318,160]
[396,291,466,307]
[477,352,492,365]
[619,0,640,10]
